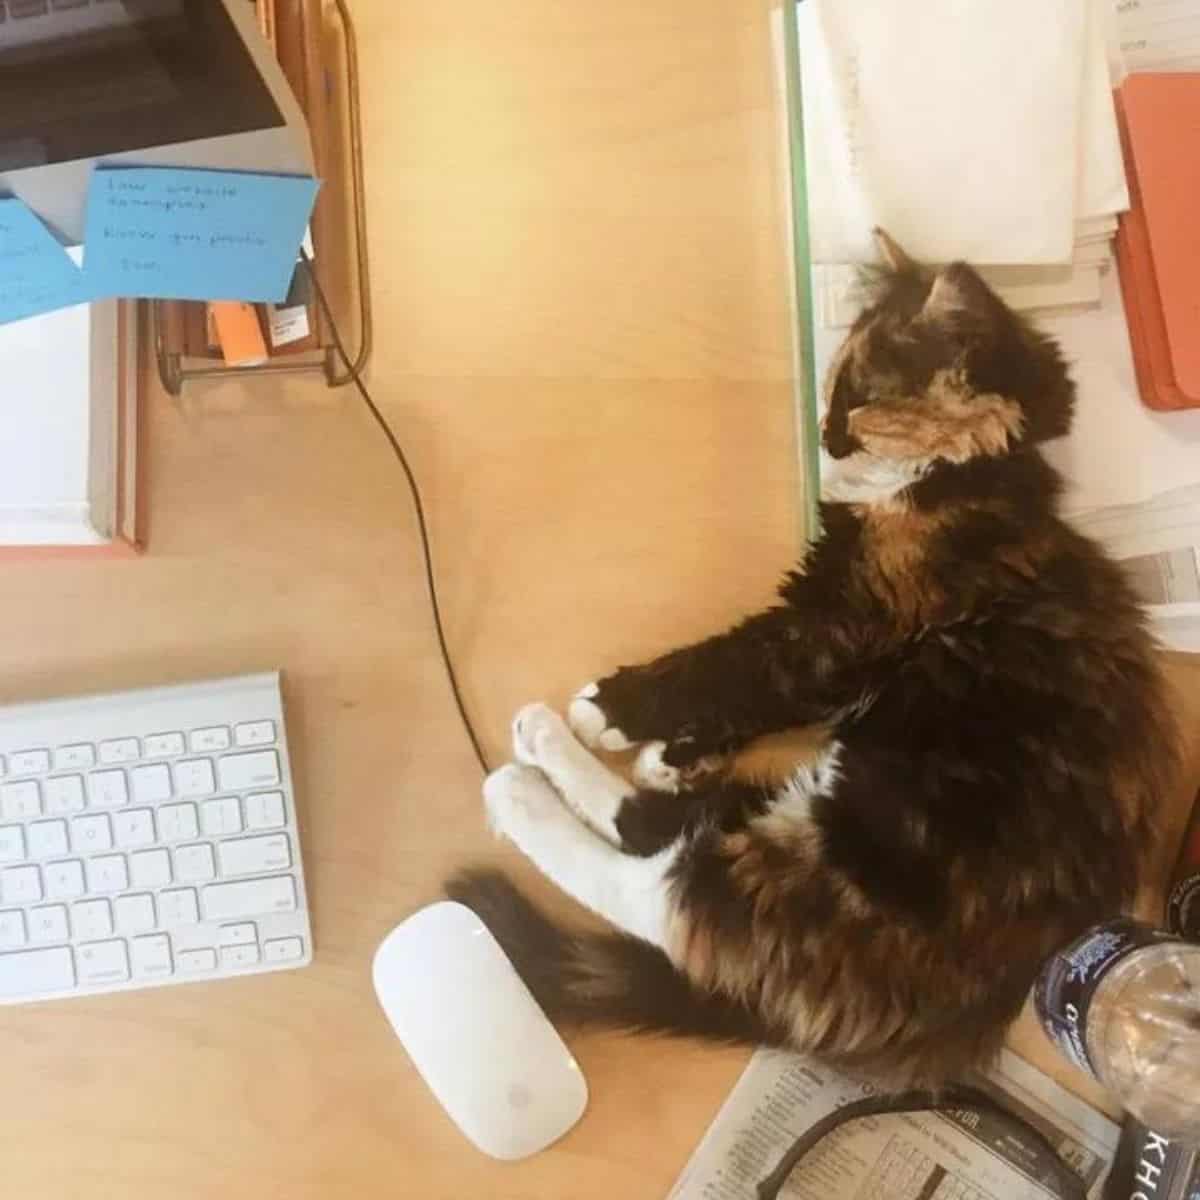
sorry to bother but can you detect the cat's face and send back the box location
[821,232,1074,490]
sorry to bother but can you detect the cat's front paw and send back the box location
[483,763,563,842]
[567,682,634,751]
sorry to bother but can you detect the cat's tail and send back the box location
[445,868,782,1046]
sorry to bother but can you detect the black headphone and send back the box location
[757,1085,1088,1200]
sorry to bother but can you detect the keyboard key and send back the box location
[44,859,85,900]
[87,770,128,809]
[244,791,285,830]
[54,744,95,770]
[112,808,156,849]
[173,843,216,883]
[190,727,230,752]
[0,825,25,864]
[130,764,170,805]
[158,888,199,927]
[174,760,215,798]
[0,910,27,949]
[217,834,291,877]
[234,721,276,748]
[217,751,280,793]
[263,936,304,963]
[71,899,113,940]
[27,820,68,859]
[44,775,85,815]
[157,803,198,841]
[85,854,129,893]
[77,939,129,984]
[8,749,49,776]
[144,732,185,759]
[220,943,260,970]
[1,781,40,820]
[129,849,171,889]
[70,814,112,854]
[177,947,217,973]
[130,934,172,979]
[2,866,42,905]
[0,946,74,998]
[28,904,68,943]
[99,738,139,765]
[201,797,242,838]
[114,893,156,935]
[218,922,257,947]
[202,875,296,921]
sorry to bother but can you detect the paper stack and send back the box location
[800,0,1128,327]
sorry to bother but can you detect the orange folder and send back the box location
[1114,74,1200,411]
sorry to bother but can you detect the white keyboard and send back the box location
[0,672,311,1005]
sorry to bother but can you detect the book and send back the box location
[0,279,140,556]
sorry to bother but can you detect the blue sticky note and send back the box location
[0,198,93,326]
[83,167,320,302]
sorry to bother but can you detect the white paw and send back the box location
[632,741,681,793]
[483,763,563,841]
[567,683,633,751]
[511,702,572,767]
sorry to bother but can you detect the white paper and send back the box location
[801,0,1088,265]
[1076,0,1130,221]
[666,1048,1118,1200]
[1042,272,1200,514]
[267,303,310,347]
[1116,0,1200,73]
[0,252,98,544]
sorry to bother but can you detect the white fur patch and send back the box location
[633,741,680,793]
[775,741,843,821]
[567,691,607,746]
[512,702,634,846]
[820,451,930,505]
[483,762,675,946]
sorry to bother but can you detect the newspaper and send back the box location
[666,1048,1119,1200]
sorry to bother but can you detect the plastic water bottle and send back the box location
[1168,789,1200,942]
[1035,919,1200,1145]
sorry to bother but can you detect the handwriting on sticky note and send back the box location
[83,167,320,303]
[0,198,92,326]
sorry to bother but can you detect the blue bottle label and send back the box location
[1167,872,1200,942]
[1034,920,1178,1078]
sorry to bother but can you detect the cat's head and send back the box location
[821,231,1074,499]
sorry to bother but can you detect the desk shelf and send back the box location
[152,0,371,394]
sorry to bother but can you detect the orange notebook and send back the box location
[1114,74,1200,411]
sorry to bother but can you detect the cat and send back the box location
[447,230,1179,1086]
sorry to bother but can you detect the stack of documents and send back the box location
[798,0,1128,326]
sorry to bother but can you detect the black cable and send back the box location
[299,248,490,776]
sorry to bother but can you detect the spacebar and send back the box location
[203,875,297,921]
[0,946,76,998]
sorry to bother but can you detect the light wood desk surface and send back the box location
[2,3,1197,1196]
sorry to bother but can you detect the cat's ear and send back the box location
[873,227,920,274]
[920,263,1001,331]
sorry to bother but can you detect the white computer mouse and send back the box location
[372,900,588,1160]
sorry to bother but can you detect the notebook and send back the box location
[0,262,140,555]
[1113,73,1200,410]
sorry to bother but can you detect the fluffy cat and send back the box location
[448,231,1178,1085]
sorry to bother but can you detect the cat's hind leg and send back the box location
[512,703,764,857]
[483,762,675,947]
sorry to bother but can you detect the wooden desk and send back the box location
[1,3,1196,1196]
